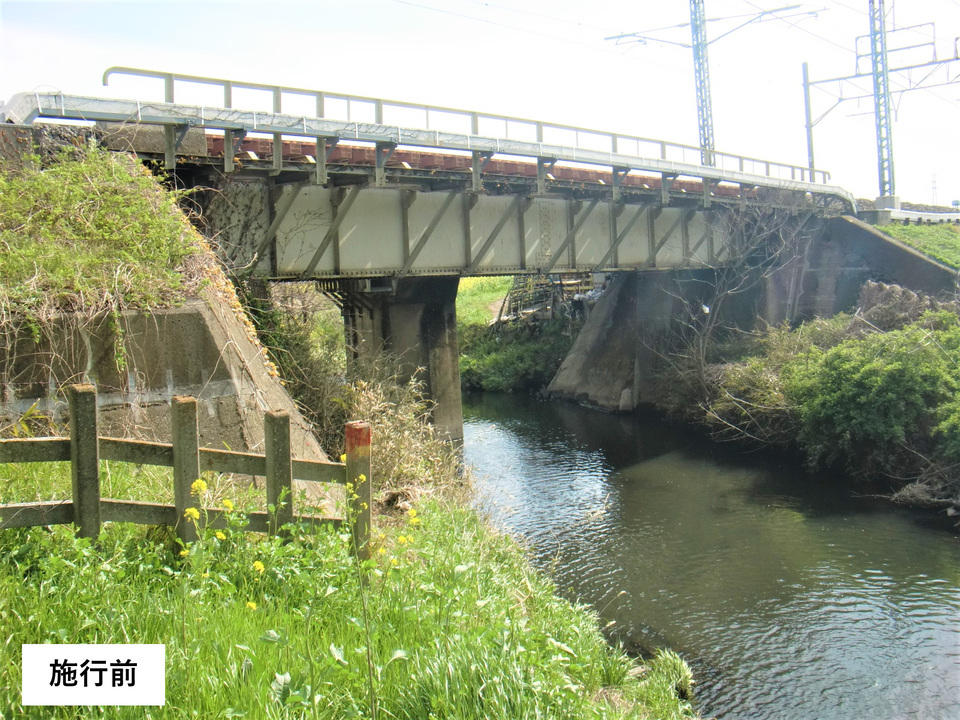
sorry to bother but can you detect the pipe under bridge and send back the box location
[1,67,859,442]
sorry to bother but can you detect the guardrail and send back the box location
[0,385,372,558]
[102,66,830,185]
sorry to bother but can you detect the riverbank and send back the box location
[0,460,696,718]
[0,147,697,717]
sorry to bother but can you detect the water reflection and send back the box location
[464,393,960,720]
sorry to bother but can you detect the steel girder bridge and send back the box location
[1,67,857,281]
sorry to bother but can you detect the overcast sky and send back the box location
[2,0,959,204]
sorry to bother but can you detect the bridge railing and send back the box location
[102,66,829,185]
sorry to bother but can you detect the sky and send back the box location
[1,0,959,204]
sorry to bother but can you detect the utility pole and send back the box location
[804,11,960,202]
[607,3,819,168]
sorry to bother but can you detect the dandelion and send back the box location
[409,517,420,525]
[397,535,409,545]
[179,549,189,558]
[407,508,417,518]
[391,558,399,566]
[222,499,234,511]
[190,478,208,496]
[183,507,200,522]
[378,547,387,555]
[215,531,226,541]
[253,561,265,574]
[246,601,257,611]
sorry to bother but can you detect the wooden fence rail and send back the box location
[0,384,372,558]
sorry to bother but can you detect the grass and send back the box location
[881,223,960,269]
[455,277,513,329]
[0,147,202,320]
[0,462,697,719]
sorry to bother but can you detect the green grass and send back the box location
[881,223,960,269]
[0,147,202,318]
[456,277,513,328]
[0,463,696,719]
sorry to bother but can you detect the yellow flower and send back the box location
[190,479,208,496]
[378,547,387,555]
[407,508,417,518]
[391,558,399,566]
[409,517,420,525]
[340,454,347,463]
[246,601,257,611]
[397,535,408,545]
[183,507,200,522]
[215,531,226,541]
[179,549,189,557]
[222,499,234,511]
[358,474,367,482]
[253,561,265,574]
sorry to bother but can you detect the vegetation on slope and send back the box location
[457,277,582,394]
[660,283,960,507]
[0,147,202,320]
[881,222,960,269]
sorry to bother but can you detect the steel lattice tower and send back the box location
[690,0,715,166]
[869,0,895,197]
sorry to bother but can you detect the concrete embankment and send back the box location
[548,215,959,412]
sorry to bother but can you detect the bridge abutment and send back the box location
[344,277,463,443]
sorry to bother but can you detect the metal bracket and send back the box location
[536,157,558,195]
[163,124,191,170]
[471,151,494,192]
[702,178,719,208]
[612,166,630,203]
[375,142,397,187]
[660,173,678,206]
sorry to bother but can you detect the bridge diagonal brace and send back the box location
[249,182,308,274]
[300,185,363,278]
[686,219,713,266]
[592,202,650,272]
[660,173,678,206]
[543,198,599,273]
[465,194,523,275]
[398,191,460,278]
[646,209,694,268]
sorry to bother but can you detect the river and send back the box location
[462,393,960,720]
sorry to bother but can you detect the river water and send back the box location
[462,393,960,720]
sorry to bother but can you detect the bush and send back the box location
[783,316,960,475]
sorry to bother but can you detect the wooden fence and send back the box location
[0,384,372,558]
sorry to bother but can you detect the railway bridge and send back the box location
[2,67,861,441]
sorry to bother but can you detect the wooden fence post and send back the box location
[264,410,293,536]
[345,421,372,560]
[69,384,101,540]
[171,396,200,545]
